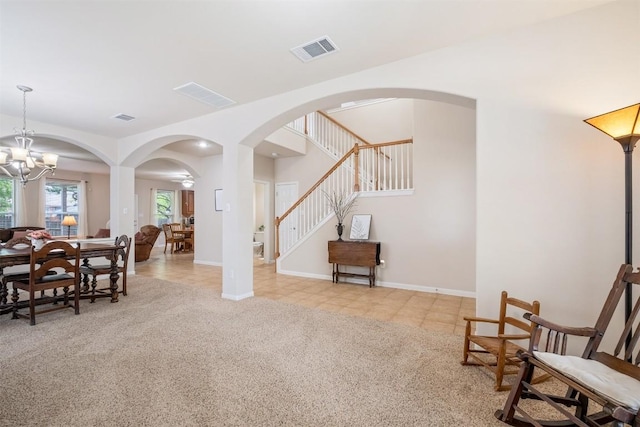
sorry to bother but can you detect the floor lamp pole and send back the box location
[585,103,640,354]
[623,144,633,351]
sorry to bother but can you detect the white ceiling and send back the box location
[0,0,609,181]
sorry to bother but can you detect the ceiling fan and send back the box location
[171,174,195,188]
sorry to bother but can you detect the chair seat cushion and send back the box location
[534,351,640,411]
[80,264,116,273]
[39,273,74,283]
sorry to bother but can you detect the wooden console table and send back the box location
[328,240,381,287]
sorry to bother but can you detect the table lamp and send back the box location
[62,215,77,239]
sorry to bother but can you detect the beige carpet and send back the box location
[1,276,534,426]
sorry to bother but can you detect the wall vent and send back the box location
[112,113,136,121]
[291,36,339,63]
[173,82,236,109]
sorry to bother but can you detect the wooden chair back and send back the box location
[12,240,81,325]
[30,240,80,282]
[111,234,132,271]
[162,223,174,240]
[169,223,185,238]
[499,291,541,337]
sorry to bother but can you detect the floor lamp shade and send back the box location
[584,102,640,353]
[584,103,640,147]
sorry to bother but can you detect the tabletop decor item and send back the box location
[27,229,53,249]
[323,190,358,241]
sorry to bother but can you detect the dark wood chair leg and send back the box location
[29,289,36,325]
[11,287,19,319]
[90,274,98,303]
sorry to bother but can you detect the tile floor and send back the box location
[135,249,475,335]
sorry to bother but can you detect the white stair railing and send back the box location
[275,140,413,260]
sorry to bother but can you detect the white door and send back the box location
[275,182,298,252]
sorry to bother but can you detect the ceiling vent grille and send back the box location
[173,82,236,109]
[112,113,136,121]
[291,36,339,63]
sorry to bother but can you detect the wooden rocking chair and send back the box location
[462,290,542,391]
[495,264,640,427]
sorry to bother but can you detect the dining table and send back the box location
[0,241,120,316]
[174,227,194,252]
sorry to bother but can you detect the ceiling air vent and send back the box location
[291,36,339,63]
[173,82,236,109]
[112,113,136,122]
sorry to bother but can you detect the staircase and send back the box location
[275,112,413,262]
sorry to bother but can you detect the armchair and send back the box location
[87,228,110,239]
[134,225,161,262]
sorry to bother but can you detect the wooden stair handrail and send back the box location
[359,138,413,149]
[316,111,392,161]
[317,111,371,145]
[275,145,357,227]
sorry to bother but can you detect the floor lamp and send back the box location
[584,103,640,350]
[62,215,77,240]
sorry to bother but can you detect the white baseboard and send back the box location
[221,291,254,301]
[194,259,222,267]
[276,269,475,298]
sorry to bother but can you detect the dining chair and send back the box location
[11,240,81,325]
[79,234,132,301]
[163,223,184,254]
[170,223,185,240]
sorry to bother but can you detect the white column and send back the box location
[221,143,254,300]
[110,165,136,264]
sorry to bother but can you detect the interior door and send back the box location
[275,182,298,252]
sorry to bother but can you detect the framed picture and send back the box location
[349,214,372,240]
[215,189,223,212]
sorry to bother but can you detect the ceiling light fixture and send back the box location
[182,178,195,188]
[0,85,58,186]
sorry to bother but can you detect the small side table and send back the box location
[328,240,381,287]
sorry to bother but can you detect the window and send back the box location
[45,180,79,237]
[0,178,15,228]
[156,189,174,227]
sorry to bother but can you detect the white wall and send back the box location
[134,177,185,247]
[328,99,414,143]
[21,170,110,236]
[194,154,223,265]
[253,183,265,232]
[8,0,636,341]
[134,178,184,226]
[280,100,476,295]
[254,154,275,262]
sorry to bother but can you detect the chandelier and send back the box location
[182,177,194,188]
[0,85,58,185]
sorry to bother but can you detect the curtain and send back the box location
[149,188,157,225]
[37,177,46,228]
[14,179,27,227]
[173,189,181,224]
[78,180,88,237]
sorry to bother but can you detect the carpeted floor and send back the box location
[0,276,549,426]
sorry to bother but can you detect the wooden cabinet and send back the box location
[181,190,195,217]
[328,240,381,287]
